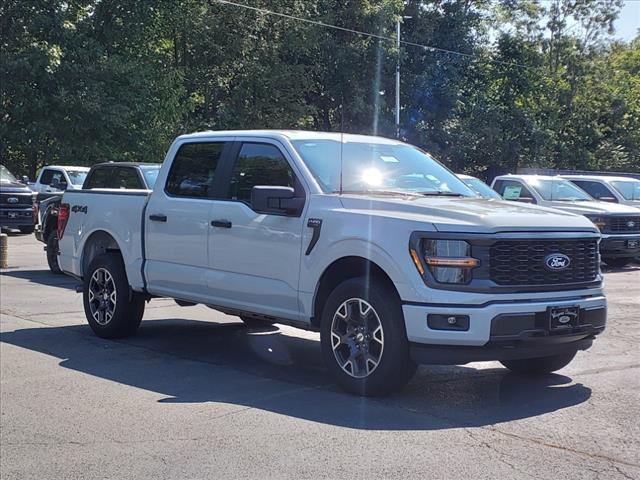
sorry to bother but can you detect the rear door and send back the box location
[206,139,307,320]
[144,140,233,301]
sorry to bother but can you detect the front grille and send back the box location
[607,216,640,233]
[489,239,599,286]
[0,193,33,208]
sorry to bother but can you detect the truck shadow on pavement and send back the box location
[1,269,78,290]
[0,318,592,431]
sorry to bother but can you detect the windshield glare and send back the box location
[610,180,640,200]
[0,165,18,183]
[67,170,88,185]
[461,177,501,199]
[291,139,475,196]
[529,179,593,201]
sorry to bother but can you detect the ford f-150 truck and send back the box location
[492,174,640,268]
[57,131,607,396]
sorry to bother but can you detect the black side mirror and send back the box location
[251,186,304,216]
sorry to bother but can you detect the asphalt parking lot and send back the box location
[1,234,639,479]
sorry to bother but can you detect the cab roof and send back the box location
[560,174,639,183]
[176,129,403,145]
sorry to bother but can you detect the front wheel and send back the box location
[83,253,145,339]
[46,231,62,274]
[500,351,577,375]
[320,277,416,397]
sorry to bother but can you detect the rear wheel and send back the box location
[320,277,416,396]
[83,253,145,339]
[500,351,576,375]
[604,257,632,268]
[46,231,62,274]
[19,225,35,234]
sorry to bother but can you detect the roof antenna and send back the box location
[339,93,345,195]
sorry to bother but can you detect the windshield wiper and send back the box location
[416,191,465,197]
[335,189,421,197]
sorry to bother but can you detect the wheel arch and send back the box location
[311,256,401,329]
[81,230,123,277]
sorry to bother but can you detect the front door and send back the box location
[207,140,307,321]
[145,140,232,301]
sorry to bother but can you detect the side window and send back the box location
[166,142,225,198]
[227,143,295,204]
[85,168,115,189]
[495,180,535,202]
[49,170,65,187]
[39,169,54,185]
[571,181,615,200]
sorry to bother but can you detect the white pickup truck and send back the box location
[58,130,607,396]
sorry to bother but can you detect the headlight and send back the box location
[585,215,607,231]
[410,239,479,284]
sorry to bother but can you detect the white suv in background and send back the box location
[561,175,640,208]
[492,174,640,267]
[32,166,90,193]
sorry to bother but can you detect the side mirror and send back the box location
[251,186,304,216]
[22,175,30,184]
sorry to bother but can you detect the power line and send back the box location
[212,0,533,70]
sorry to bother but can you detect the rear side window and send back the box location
[570,180,615,200]
[166,143,226,198]
[227,143,295,204]
[112,168,142,189]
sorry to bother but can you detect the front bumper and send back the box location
[600,234,640,259]
[403,294,606,364]
[0,209,35,228]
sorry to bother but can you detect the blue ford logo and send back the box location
[545,253,571,271]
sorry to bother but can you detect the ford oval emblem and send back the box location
[627,220,636,228]
[545,253,571,271]
[7,197,19,204]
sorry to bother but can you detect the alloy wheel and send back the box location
[330,298,384,378]
[88,268,117,325]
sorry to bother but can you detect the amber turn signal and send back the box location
[424,257,479,268]
[409,248,425,275]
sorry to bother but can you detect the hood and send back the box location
[338,195,598,233]
[0,181,33,193]
[546,200,640,216]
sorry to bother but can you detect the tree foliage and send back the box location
[1,0,638,179]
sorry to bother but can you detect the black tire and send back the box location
[46,231,62,274]
[320,276,416,397]
[500,351,577,375]
[239,316,274,328]
[83,253,145,339]
[603,257,632,268]
[19,225,35,234]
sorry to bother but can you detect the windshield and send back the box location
[0,165,19,184]
[528,178,593,201]
[140,166,160,188]
[461,177,501,199]
[67,170,88,185]
[610,180,640,201]
[291,139,475,196]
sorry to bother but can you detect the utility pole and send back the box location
[395,19,401,139]
[396,16,411,139]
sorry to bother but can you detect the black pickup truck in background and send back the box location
[1,165,36,234]
[35,162,160,273]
